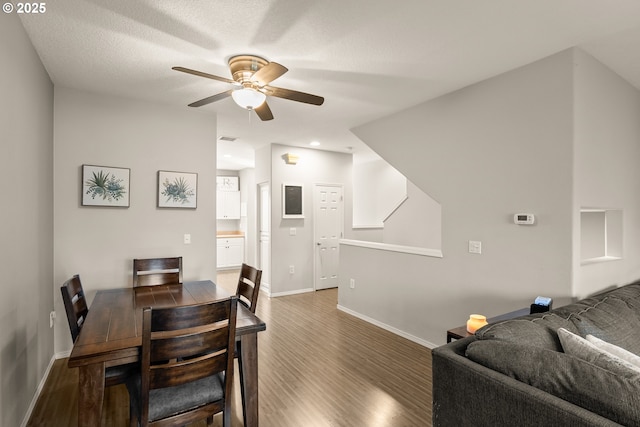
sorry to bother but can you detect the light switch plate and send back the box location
[469,240,482,254]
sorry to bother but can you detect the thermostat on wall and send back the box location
[514,213,535,225]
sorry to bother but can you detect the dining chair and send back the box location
[127,297,238,427]
[235,263,262,313]
[233,263,262,423]
[60,274,135,388]
[132,256,183,287]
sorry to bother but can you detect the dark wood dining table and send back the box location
[68,280,266,427]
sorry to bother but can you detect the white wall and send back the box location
[344,50,576,346]
[573,49,640,298]
[53,87,217,354]
[353,158,406,228]
[239,167,257,266]
[267,144,353,295]
[383,180,442,249]
[216,169,241,233]
[0,14,54,427]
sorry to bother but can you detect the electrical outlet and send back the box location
[350,278,356,289]
[49,311,55,328]
[289,265,295,274]
[469,240,482,254]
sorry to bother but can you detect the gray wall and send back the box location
[239,167,258,267]
[573,49,640,297]
[263,144,353,295]
[0,14,54,427]
[343,50,576,346]
[382,180,442,249]
[53,87,217,354]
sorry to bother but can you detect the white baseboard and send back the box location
[20,354,57,427]
[56,350,71,359]
[270,287,314,298]
[260,282,271,296]
[337,304,437,349]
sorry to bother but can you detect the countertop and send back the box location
[216,231,245,238]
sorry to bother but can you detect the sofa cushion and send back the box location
[557,328,640,376]
[466,339,640,426]
[475,313,578,351]
[563,296,640,354]
[586,334,640,368]
[604,280,640,302]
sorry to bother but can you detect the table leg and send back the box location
[238,333,259,427]
[78,362,105,427]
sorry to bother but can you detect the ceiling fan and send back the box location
[173,55,324,121]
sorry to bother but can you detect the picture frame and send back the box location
[282,183,304,218]
[158,170,198,209]
[216,176,239,191]
[82,164,130,207]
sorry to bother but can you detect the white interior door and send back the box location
[258,183,270,292]
[314,184,343,290]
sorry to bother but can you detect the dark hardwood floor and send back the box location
[28,270,433,426]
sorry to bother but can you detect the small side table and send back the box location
[446,307,530,343]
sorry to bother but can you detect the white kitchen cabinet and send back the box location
[217,191,241,219]
[217,237,244,268]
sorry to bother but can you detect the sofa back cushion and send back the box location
[476,282,640,354]
[466,339,640,426]
[563,295,640,355]
[475,313,578,352]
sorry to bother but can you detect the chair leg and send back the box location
[236,344,247,420]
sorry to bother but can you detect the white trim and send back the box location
[340,239,443,258]
[56,350,71,359]
[382,195,408,223]
[20,354,57,427]
[580,255,622,265]
[270,287,314,298]
[259,283,271,296]
[337,305,437,349]
[352,224,384,229]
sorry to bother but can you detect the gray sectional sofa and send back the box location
[432,280,640,426]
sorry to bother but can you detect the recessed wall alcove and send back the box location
[580,208,623,264]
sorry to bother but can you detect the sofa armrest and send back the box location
[432,337,621,427]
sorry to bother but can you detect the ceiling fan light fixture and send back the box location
[231,88,266,110]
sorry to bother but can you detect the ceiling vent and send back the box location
[219,136,237,142]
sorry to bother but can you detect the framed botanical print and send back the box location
[158,170,197,209]
[82,164,130,207]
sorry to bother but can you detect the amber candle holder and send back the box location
[466,314,488,333]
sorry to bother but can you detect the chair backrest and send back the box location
[60,274,89,342]
[139,297,238,426]
[236,263,262,313]
[132,257,183,287]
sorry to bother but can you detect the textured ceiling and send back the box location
[18,0,640,169]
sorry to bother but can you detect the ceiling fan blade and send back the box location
[254,101,274,121]
[263,85,324,106]
[173,66,235,84]
[187,90,233,107]
[250,62,288,86]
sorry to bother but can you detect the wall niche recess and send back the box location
[580,208,623,264]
